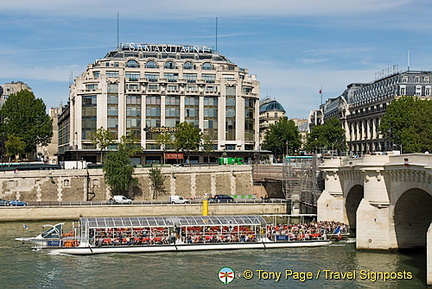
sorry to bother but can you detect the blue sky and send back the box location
[1,0,432,118]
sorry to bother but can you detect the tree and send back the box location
[90,127,114,164]
[174,122,202,162]
[202,133,215,163]
[5,134,25,161]
[0,90,52,157]
[155,132,173,164]
[304,117,347,154]
[262,117,302,159]
[379,96,432,153]
[149,167,165,199]
[103,138,137,196]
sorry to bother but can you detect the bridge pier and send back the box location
[317,166,347,224]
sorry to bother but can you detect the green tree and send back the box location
[0,90,52,157]
[262,117,302,159]
[149,167,165,199]
[103,138,137,196]
[202,133,214,163]
[90,127,114,164]
[5,134,25,161]
[174,122,202,162]
[304,117,347,154]
[155,132,173,164]
[379,96,432,153]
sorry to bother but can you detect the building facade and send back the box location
[0,81,32,108]
[313,69,432,155]
[259,98,286,143]
[59,43,260,164]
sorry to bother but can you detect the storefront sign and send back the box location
[165,153,184,160]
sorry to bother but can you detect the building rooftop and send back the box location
[259,98,286,114]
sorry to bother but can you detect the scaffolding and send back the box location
[282,156,321,214]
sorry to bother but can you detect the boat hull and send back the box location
[50,240,331,255]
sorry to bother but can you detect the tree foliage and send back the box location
[5,134,25,161]
[0,90,52,155]
[156,132,173,164]
[174,122,202,160]
[201,133,214,163]
[379,96,432,153]
[90,127,114,163]
[262,117,302,158]
[103,138,137,196]
[149,167,165,199]
[305,117,347,154]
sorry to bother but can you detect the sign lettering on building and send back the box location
[120,43,214,54]
[143,126,178,133]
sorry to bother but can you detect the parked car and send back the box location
[108,195,132,205]
[169,196,189,204]
[209,194,234,203]
[9,200,27,206]
[0,199,10,206]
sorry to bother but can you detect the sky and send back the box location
[1,0,432,119]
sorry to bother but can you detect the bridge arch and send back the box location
[394,188,432,249]
[345,185,364,230]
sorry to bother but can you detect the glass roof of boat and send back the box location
[80,215,266,228]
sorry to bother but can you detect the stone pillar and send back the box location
[356,169,394,249]
[428,222,432,286]
[317,169,346,223]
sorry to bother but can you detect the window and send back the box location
[93,71,100,78]
[202,74,215,83]
[184,73,197,82]
[85,84,97,90]
[126,60,139,68]
[164,61,176,69]
[145,73,159,82]
[416,85,422,96]
[186,85,197,91]
[183,61,194,69]
[402,76,408,83]
[414,76,420,83]
[400,86,406,96]
[145,60,158,68]
[167,85,178,92]
[125,72,140,81]
[164,73,178,82]
[106,71,119,77]
[202,62,214,70]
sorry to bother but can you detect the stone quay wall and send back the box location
[0,165,254,202]
[0,203,287,221]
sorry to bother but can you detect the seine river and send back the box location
[0,221,427,288]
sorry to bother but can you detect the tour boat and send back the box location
[16,215,331,255]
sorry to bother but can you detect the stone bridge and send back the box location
[316,153,432,285]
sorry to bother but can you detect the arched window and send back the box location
[164,61,176,69]
[183,61,194,70]
[126,60,139,68]
[145,60,158,68]
[202,62,214,70]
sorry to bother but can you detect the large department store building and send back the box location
[58,43,260,164]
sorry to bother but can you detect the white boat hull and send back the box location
[50,241,331,255]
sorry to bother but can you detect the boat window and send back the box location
[41,224,63,238]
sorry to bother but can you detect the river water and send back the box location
[0,221,427,288]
